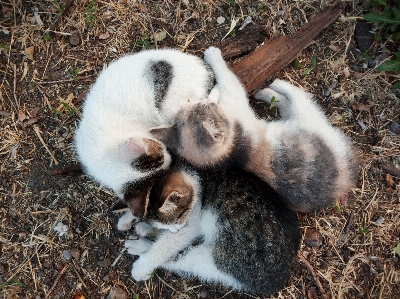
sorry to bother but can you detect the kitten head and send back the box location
[150,101,235,167]
[144,168,201,233]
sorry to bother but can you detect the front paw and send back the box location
[117,210,137,231]
[204,47,222,65]
[125,237,152,255]
[131,258,154,281]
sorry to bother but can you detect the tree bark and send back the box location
[222,1,344,94]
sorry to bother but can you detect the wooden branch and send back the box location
[229,1,344,94]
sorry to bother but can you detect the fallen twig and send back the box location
[33,125,59,165]
[299,254,330,299]
[48,0,74,32]
[336,210,354,247]
[45,264,69,299]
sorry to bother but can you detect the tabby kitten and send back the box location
[122,158,301,295]
[151,47,358,213]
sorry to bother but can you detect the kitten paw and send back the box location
[125,237,152,255]
[135,222,153,237]
[131,258,154,281]
[269,79,305,99]
[204,47,222,65]
[117,210,137,231]
[254,88,287,106]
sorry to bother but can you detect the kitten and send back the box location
[152,47,358,213]
[122,158,301,296]
[74,49,214,221]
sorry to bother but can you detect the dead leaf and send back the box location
[107,286,128,299]
[385,173,394,191]
[25,46,34,60]
[329,44,340,51]
[352,101,374,112]
[28,107,40,118]
[72,293,86,299]
[343,66,350,78]
[308,287,317,299]
[154,30,167,42]
[22,118,38,128]
[353,71,365,79]
[99,32,110,40]
[138,3,145,12]
[18,111,26,122]
[304,229,323,247]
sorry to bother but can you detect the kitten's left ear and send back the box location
[150,125,175,145]
[124,186,151,218]
[202,121,224,143]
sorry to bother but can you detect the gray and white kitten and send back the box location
[152,47,358,213]
[74,49,214,219]
[122,158,301,296]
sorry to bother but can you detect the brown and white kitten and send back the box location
[151,47,358,213]
[122,158,301,296]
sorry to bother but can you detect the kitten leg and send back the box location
[267,79,327,124]
[128,219,199,281]
[125,237,153,255]
[117,210,137,231]
[254,88,292,120]
[203,47,248,105]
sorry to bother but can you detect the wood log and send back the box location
[226,1,343,94]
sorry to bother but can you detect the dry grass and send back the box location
[0,0,399,298]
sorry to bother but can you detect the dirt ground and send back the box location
[0,0,399,298]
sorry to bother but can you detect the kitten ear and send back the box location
[150,125,174,143]
[159,172,194,218]
[124,186,151,218]
[120,137,146,159]
[202,121,224,143]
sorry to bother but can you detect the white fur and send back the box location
[74,49,214,197]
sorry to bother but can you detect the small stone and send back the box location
[102,275,110,281]
[368,53,388,68]
[321,261,329,270]
[69,33,81,46]
[0,30,10,42]
[63,250,72,261]
[200,290,207,298]
[216,16,225,24]
[304,228,323,247]
[390,122,400,134]
[97,258,111,267]
[27,181,35,187]
[374,216,385,225]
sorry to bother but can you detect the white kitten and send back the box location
[74,49,214,222]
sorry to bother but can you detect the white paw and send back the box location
[254,88,286,105]
[269,79,305,99]
[117,210,137,231]
[131,258,154,281]
[125,238,152,255]
[135,222,153,237]
[204,47,222,65]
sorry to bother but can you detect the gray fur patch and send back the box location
[147,60,173,109]
[272,134,338,212]
[203,62,215,94]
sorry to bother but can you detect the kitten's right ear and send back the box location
[202,121,224,143]
[120,137,146,160]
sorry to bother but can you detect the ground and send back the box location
[0,0,399,298]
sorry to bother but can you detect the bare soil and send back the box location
[0,1,399,299]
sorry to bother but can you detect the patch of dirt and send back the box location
[1,1,399,298]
